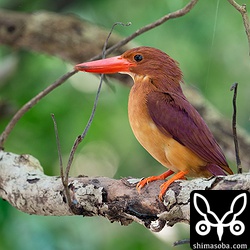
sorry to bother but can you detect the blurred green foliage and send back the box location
[0,0,249,249]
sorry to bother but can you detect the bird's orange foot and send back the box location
[159,170,188,200]
[136,170,174,193]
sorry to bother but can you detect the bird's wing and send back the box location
[146,91,229,170]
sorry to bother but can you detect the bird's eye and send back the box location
[134,54,143,62]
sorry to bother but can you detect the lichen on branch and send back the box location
[0,150,249,232]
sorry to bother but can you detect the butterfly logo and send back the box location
[193,193,247,241]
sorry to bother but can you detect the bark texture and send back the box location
[0,150,249,232]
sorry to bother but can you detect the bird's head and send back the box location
[75,46,183,91]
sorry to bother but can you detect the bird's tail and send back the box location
[206,163,233,176]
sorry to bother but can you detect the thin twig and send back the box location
[102,22,131,59]
[64,74,104,186]
[51,114,64,183]
[228,0,250,55]
[230,83,242,174]
[0,69,78,149]
[89,0,199,61]
[64,22,131,208]
[51,113,72,208]
[65,22,131,175]
[51,113,73,208]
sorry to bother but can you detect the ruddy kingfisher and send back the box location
[75,46,233,200]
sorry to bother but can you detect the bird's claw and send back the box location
[136,170,189,201]
[159,181,172,200]
[136,178,151,193]
[136,177,169,200]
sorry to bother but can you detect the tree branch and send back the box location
[228,0,250,55]
[1,150,249,232]
[0,9,130,63]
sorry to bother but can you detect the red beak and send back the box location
[75,56,135,74]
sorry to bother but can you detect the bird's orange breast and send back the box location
[128,75,208,176]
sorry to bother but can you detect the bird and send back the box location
[75,46,233,200]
